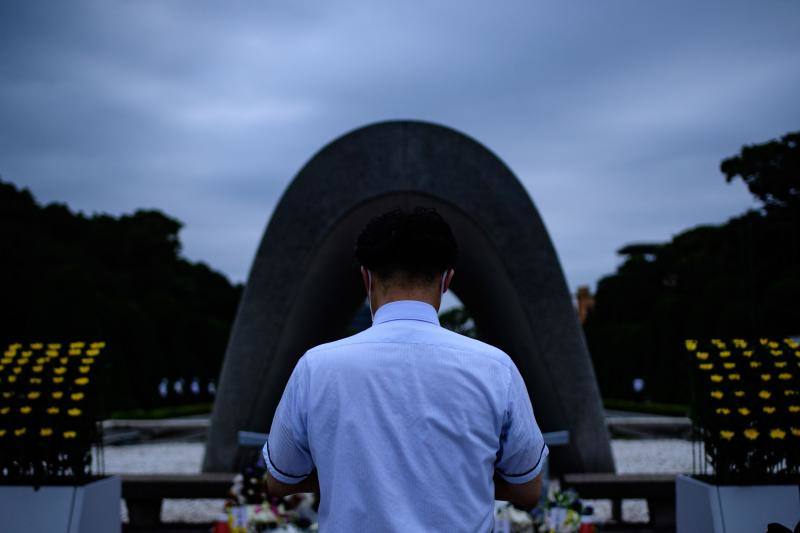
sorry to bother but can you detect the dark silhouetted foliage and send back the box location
[0,179,242,412]
[584,131,800,404]
[721,132,800,212]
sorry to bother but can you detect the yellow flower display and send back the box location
[0,407,9,415]
[52,391,63,399]
[759,390,771,399]
[760,374,771,381]
[685,340,698,351]
[791,427,800,437]
[769,428,786,439]
[78,366,90,374]
[744,428,759,440]
[67,408,81,417]
[31,343,43,349]
[47,407,59,414]
[734,390,745,397]
[750,361,762,368]
[696,352,709,360]
[720,430,734,440]
[53,376,63,384]
[71,392,84,401]
[737,407,751,416]
[19,406,31,415]
[74,377,89,385]
[778,373,792,380]
[716,408,731,415]
[699,363,713,370]
[27,391,40,400]
[711,374,723,382]
[0,430,5,437]
[728,373,741,381]
[29,377,42,385]
[733,339,748,348]
[14,428,26,437]
[710,390,724,399]
[723,362,736,369]
[775,361,787,368]
[40,428,53,437]
[763,406,776,414]
[720,351,731,358]
[63,431,77,439]
[53,367,66,375]
[789,405,800,413]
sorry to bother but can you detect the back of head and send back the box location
[354,206,459,286]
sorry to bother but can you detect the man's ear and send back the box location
[360,266,370,293]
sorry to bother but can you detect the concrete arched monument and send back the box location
[203,120,614,474]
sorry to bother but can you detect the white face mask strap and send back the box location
[367,269,374,321]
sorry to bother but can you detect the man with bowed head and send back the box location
[263,206,548,531]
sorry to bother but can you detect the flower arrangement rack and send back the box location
[684,337,799,484]
[0,340,107,485]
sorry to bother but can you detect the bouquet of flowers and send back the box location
[532,489,594,533]
[222,466,318,532]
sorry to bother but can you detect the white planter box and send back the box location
[676,474,799,533]
[0,475,120,533]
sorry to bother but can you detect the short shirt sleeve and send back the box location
[495,361,549,484]
[263,356,314,484]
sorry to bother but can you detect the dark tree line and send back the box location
[583,132,800,404]
[0,179,242,412]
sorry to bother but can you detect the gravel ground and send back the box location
[101,439,695,524]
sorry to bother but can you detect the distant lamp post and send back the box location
[158,378,168,400]
[632,377,645,402]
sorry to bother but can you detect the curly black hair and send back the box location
[354,206,459,283]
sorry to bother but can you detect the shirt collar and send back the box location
[373,300,441,326]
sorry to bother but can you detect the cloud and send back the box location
[1,0,799,290]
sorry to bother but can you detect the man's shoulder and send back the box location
[304,325,514,369]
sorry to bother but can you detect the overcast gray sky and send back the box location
[2,1,798,297]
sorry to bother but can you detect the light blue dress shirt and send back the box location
[264,299,548,532]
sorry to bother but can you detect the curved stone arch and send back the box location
[203,120,614,474]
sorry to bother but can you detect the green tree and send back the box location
[584,131,800,405]
[0,178,242,412]
[721,131,800,211]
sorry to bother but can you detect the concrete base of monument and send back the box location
[676,474,799,533]
[0,475,121,533]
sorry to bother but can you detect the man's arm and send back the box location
[266,469,320,499]
[262,356,317,497]
[494,471,542,509]
[494,361,549,509]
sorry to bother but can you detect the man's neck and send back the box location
[373,288,441,313]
